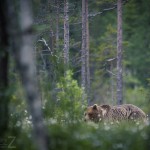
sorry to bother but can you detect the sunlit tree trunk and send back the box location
[64,0,69,66]
[117,0,123,105]
[10,0,48,150]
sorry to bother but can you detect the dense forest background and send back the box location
[0,0,150,150]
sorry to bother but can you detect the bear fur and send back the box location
[84,104,147,124]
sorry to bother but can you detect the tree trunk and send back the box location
[81,0,86,90]
[117,0,123,105]
[49,0,55,53]
[0,0,9,136]
[9,0,48,150]
[64,0,69,66]
[82,0,90,103]
[110,62,114,105]
[56,0,60,50]
[85,0,90,103]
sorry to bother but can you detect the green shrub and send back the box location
[54,70,87,123]
[48,122,150,150]
[8,121,150,150]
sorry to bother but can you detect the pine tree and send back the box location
[81,0,90,102]
[64,0,69,66]
[116,0,123,105]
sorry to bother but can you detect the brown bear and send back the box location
[84,104,148,124]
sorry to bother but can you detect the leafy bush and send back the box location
[53,70,87,123]
[11,122,150,150]
[48,123,150,150]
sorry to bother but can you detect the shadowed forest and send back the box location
[0,0,150,150]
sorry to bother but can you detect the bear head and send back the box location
[84,104,111,123]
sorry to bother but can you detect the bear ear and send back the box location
[92,104,98,110]
[100,105,111,116]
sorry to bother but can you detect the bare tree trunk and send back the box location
[81,0,86,90]
[85,0,90,103]
[56,0,60,50]
[110,62,114,105]
[64,0,69,65]
[0,0,9,136]
[82,0,90,103]
[117,0,123,105]
[9,1,48,150]
[49,0,55,53]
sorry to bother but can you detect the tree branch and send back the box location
[89,0,128,17]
